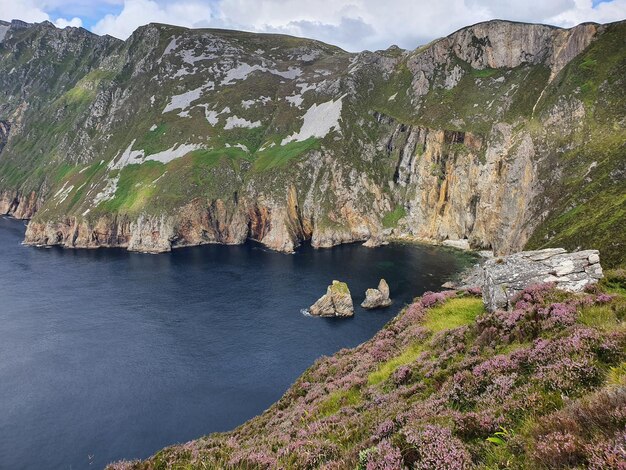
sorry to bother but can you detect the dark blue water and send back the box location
[0,216,470,469]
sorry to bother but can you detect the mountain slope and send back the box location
[109,275,626,469]
[0,19,624,265]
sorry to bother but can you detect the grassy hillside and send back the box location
[525,21,626,268]
[112,272,626,469]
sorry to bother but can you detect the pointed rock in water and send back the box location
[309,280,354,317]
[361,279,392,309]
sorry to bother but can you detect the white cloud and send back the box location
[216,0,626,51]
[547,0,626,26]
[54,16,83,28]
[0,0,84,30]
[1,0,625,51]
[92,0,213,38]
[0,0,49,23]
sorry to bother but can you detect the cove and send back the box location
[0,216,472,469]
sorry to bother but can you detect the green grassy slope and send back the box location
[525,22,626,267]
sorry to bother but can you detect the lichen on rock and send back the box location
[309,280,354,317]
[482,248,603,311]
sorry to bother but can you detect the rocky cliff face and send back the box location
[0,190,41,219]
[0,19,624,264]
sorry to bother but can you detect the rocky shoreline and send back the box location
[2,189,487,255]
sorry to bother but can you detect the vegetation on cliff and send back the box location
[0,19,623,262]
[110,272,626,469]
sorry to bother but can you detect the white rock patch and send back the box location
[162,82,214,114]
[144,143,203,164]
[286,94,304,107]
[388,92,398,101]
[205,109,220,125]
[162,36,179,56]
[109,140,145,170]
[281,96,344,145]
[241,96,271,109]
[93,176,119,206]
[149,124,158,131]
[201,105,230,125]
[286,83,316,108]
[221,63,302,85]
[0,24,9,43]
[179,49,217,65]
[224,116,262,130]
[53,182,74,205]
[109,140,202,169]
[297,83,316,93]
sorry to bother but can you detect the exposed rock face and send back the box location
[0,190,41,219]
[407,21,598,100]
[23,199,249,253]
[0,121,9,154]
[309,280,354,317]
[388,122,538,255]
[482,248,603,311]
[0,19,623,265]
[361,279,392,309]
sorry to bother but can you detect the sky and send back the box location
[0,0,625,51]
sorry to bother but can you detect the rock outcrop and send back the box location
[361,279,392,309]
[482,248,603,311]
[0,121,9,154]
[309,281,354,317]
[0,190,42,219]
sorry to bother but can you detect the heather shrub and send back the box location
[453,410,504,439]
[359,440,404,470]
[229,450,276,468]
[587,429,626,470]
[392,366,412,385]
[465,286,482,296]
[532,431,585,467]
[374,420,396,440]
[404,424,472,470]
[420,290,456,308]
[529,387,626,468]
[538,302,577,329]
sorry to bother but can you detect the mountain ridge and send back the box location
[0,18,624,265]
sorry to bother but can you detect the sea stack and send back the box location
[361,279,392,309]
[309,280,354,317]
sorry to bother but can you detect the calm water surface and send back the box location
[0,216,471,469]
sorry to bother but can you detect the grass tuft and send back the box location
[423,297,485,332]
[317,387,361,418]
[368,342,423,386]
[382,206,406,229]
